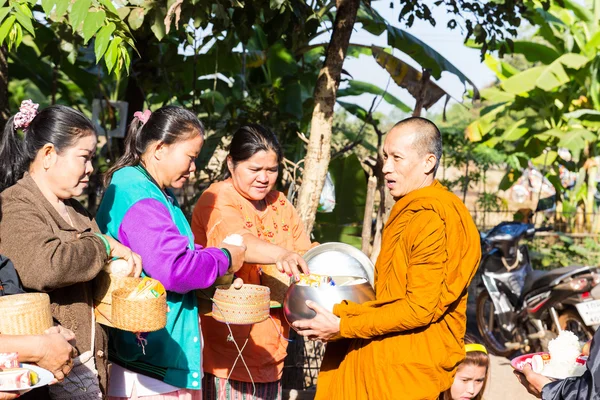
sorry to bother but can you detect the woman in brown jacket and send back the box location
[0,101,142,399]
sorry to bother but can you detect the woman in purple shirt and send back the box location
[96,106,245,400]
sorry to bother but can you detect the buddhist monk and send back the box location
[292,117,482,399]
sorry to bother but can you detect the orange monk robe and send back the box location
[315,181,481,400]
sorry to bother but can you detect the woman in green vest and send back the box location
[96,106,245,400]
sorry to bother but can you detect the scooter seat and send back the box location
[522,265,591,296]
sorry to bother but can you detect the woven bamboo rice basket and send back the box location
[0,293,53,335]
[212,284,270,325]
[93,270,141,327]
[260,264,291,306]
[111,287,167,332]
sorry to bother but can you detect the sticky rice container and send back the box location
[260,264,291,306]
[93,270,142,327]
[111,286,167,332]
[211,284,270,325]
[0,293,53,335]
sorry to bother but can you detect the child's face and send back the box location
[451,364,487,400]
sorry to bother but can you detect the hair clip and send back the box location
[133,109,152,125]
[14,99,39,130]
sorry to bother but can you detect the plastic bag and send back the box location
[317,172,336,213]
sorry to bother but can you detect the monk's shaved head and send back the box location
[391,117,442,175]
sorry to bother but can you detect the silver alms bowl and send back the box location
[283,276,375,327]
[302,243,375,287]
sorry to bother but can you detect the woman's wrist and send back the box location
[94,233,111,257]
[220,247,233,273]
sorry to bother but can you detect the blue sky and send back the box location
[338,1,498,117]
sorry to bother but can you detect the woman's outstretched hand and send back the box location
[276,251,309,282]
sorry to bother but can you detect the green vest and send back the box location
[96,165,202,390]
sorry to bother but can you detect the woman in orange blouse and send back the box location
[191,124,311,400]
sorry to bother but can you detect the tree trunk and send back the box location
[0,45,10,130]
[412,70,431,117]
[361,175,377,255]
[296,0,360,233]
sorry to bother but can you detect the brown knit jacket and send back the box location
[0,173,111,394]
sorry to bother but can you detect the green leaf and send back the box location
[41,0,55,15]
[480,87,514,103]
[94,22,115,62]
[104,36,122,73]
[151,7,166,41]
[14,3,32,18]
[337,100,377,124]
[337,80,411,113]
[499,169,523,191]
[120,44,130,75]
[558,129,596,153]
[14,4,34,35]
[356,5,386,36]
[501,67,544,94]
[584,31,600,53]
[278,80,303,120]
[117,7,130,20]
[83,10,105,44]
[484,54,519,80]
[546,174,563,194]
[127,7,144,30]
[70,0,91,31]
[501,119,529,141]
[269,0,285,10]
[563,0,594,22]
[53,0,69,20]
[535,54,589,92]
[508,41,561,65]
[314,154,367,229]
[0,7,10,24]
[0,15,15,45]
[532,151,557,166]
[360,5,479,98]
[267,42,297,78]
[558,53,589,69]
[98,0,118,14]
[386,26,478,94]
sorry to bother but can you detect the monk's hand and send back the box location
[582,339,592,356]
[0,391,19,400]
[514,364,551,398]
[292,300,341,342]
[275,251,309,282]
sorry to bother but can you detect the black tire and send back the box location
[557,308,594,342]
[476,289,516,357]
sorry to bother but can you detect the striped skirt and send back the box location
[201,373,281,400]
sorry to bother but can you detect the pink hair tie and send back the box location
[134,110,152,125]
[14,99,39,130]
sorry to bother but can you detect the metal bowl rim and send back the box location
[302,242,374,287]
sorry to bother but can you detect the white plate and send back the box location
[576,299,600,326]
[0,363,54,393]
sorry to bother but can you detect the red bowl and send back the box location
[511,352,587,372]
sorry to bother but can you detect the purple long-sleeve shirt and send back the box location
[118,198,229,293]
